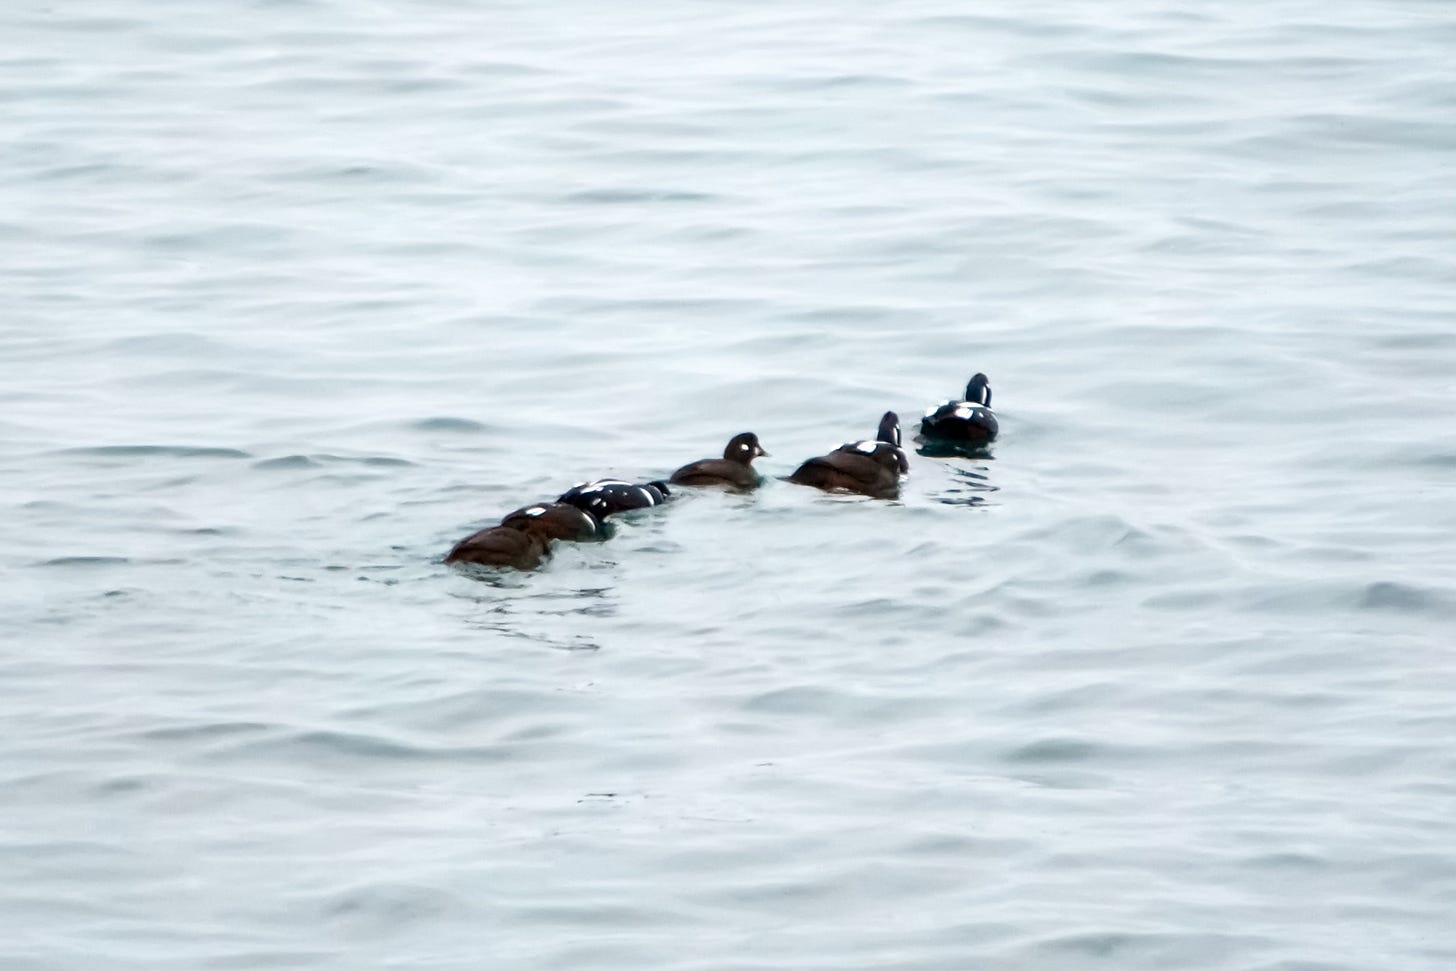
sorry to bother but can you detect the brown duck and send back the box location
[445,501,599,569]
[669,432,768,489]
[786,411,908,499]
[444,524,549,569]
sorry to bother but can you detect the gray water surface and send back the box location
[4,2,1456,969]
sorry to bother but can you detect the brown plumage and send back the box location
[787,411,908,499]
[669,432,767,490]
[499,502,599,541]
[444,525,549,569]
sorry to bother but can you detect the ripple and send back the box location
[57,445,252,460]
[411,416,490,433]
[217,728,515,766]
[321,882,471,929]
[560,187,723,205]
[34,556,133,567]
[1002,737,1105,765]
[253,453,415,470]
[1359,580,1453,615]
[4,2,1456,969]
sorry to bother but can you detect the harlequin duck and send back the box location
[444,524,548,569]
[920,372,998,448]
[446,498,603,569]
[668,432,767,489]
[557,479,671,519]
[500,501,601,541]
[787,411,908,499]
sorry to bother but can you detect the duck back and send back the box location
[445,525,548,569]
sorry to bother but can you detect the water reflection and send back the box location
[927,461,999,508]
[915,439,996,460]
[452,581,615,651]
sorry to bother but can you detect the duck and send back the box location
[668,432,767,489]
[557,478,671,519]
[500,501,602,541]
[446,496,604,569]
[919,372,998,448]
[787,411,908,499]
[444,523,549,569]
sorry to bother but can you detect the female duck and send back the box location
[444,523,549,569]
[669,432,767,489]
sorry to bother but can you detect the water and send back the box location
[4,1,1455,968]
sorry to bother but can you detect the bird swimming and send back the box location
[668,432,768,490]
[786,411,908,499]
[920,373,998,450]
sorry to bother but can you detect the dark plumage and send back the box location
[444,524,548,569]
[833,411,910,474]
[919,372,998,448]
[447,500,601,570]
[557,478,671,519]
[669,432,767,489]
[787,411,908,499]
[500,501,601,541]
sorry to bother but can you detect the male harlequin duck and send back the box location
[920,372,998,448]
[446,499,602,569]
[444,523,549,569]
[668,432,767,490]
[557,479,671,519]
[787,411,908,499]
[500,501,601,541]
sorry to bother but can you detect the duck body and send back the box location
[669,432,766,490]
[500,501,601,541]
[447,499,602,570]
[444,524,548,569]
[919,373,998,449]
[557,479,670,519]
[788,411,908,499]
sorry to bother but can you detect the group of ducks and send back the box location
[445,373,999,570]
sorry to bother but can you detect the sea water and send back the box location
[3,2,1454,968]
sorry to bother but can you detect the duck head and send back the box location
[875,411,902,447]
[724,432,768,463]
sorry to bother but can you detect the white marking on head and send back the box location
[738,442,750,452]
